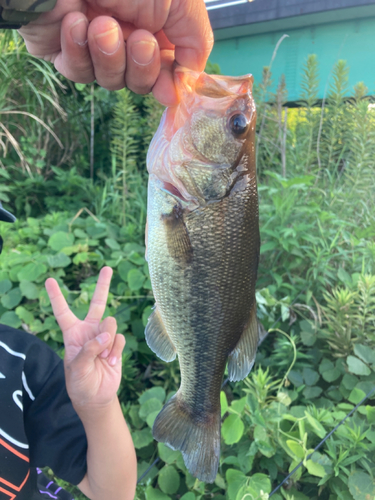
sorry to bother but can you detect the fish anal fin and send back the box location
[145,307,176,362]
[162,205,193,265]
[153,392,220,483]
[228,301,258,382]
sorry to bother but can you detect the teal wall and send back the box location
[210,17,375,101]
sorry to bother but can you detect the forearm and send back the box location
[76,397,137,500]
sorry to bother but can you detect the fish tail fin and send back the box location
[153,392,220,483]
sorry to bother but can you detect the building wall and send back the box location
[210,17,375,101]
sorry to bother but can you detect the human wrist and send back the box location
[72,395,120,422]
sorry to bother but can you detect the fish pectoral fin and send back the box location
[162,205,193,265]
[145,306,177,362]
[227,300,258,382]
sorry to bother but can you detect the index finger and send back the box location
[85,266,113,323]
[45,278,78,332]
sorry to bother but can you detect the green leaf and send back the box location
[146,410,160,428]
[158,465,180,495]
[226,469,247,500]
[180,493,195,500]
[348,388,366,405]
[221,391,228,417]
[338,268,352,286]
[305,412,326,439]
[354,344,375,365]
[248,472,272,493]
[139,398,162,420]
[118,260,134,281]
[48,231,75,251]
[142,305,153,327]
[348,471,375,500]
[19,280,40,300]
[235,473,271,500]
[128,405,144,429]
[305,459,326,478]
[215,473,226,490]
[0,279,12,295]
[231,397,247,414]
[105,238,121,250]
[128,251,146,265]
[73,252,89,265]
[286,440,305,459]
[303,386,323,400]
[303,368,320,386]
[1,287,22,309]
[15,306,34,324]
[158,443,180,464]
[145,486,171,500]
[288,370,304,387]
[319,358,341,382]
[300,329,316,346]
[17,263,47,282]
[341,373,358,391]
[74,229,88,239]
[288,459,303,482]
[132,428,153,449]
[127,269,145,291]
[139,387,166,405]
[1,311,21,328]
[47,253,71,268]
[222,414,244,445]
[366,406,375,424]
[347,355,371,376]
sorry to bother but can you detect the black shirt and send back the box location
[0,325,87,499]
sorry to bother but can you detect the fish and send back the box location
[145,68,260,483]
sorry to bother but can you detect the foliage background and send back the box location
[1,31,375,500]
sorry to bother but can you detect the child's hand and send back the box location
[45,267,125,411]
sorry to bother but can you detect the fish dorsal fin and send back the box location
[227,300,258,382]
[145,306,177,362]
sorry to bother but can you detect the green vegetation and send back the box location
[0,31,375,500]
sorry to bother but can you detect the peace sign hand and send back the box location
[45,266,125,411]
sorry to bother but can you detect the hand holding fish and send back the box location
[45,266,125,410]
[18,0,214,105]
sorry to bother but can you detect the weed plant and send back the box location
[0,35,375,500]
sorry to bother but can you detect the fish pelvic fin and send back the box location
[153,393,220,483]
[145,306,177,362]
[227,300,259,382]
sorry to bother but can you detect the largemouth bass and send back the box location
[145,68,260,483]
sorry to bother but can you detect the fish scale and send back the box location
[145,68,260,482]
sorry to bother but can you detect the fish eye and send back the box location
[229,113,248,136]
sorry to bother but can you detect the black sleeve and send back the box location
[23,339,88,485]
[0,0,57,29]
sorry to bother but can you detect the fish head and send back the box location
[176,69,256,166]
[147,68,256,209]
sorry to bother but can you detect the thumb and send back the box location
[72,332,112,367]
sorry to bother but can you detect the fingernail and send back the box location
[108,356,117,366]
[100,349,109,358]
[70,18,88,46]
[131,40,156,66]
[95,24,121,55]
[96,332,109,344]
